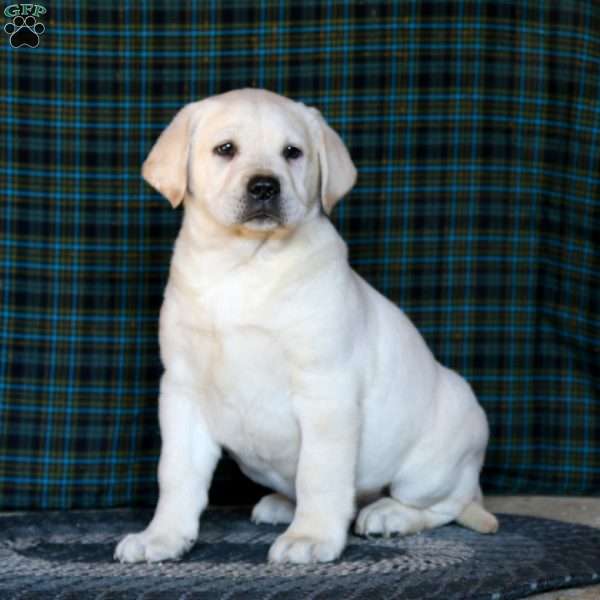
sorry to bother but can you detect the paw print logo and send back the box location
[4,15,45,48]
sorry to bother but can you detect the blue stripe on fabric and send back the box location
[0,383,157,397]
[4,94,599,116]
[352,255,597,279]
[5,161,600,185]
[5,319,594,345]
[0,476,156,485]
[0,1,14,437]
[525,0,544,481]
[348,235,593,253]
[3,182,599,207]
[509,0,528,466]
[46,22,600,46]
[461,0,482,373]
[4,262,167,273]
[442,0,465,358]
[1,455,158,464]
[275,0,285,94]
[3,113,598,137]
[579,5,600,489]
[3,304,596,327]
[467,443,600,452]
[350,184,600,203]
[207,0,218,95]
[61,0,81,508]
[1,239,173,252]
[419,324,597,346]
[564,1,595,491]
[2,332,156,343]
[40,0,60,509]
[2,311,157,323]
[381,0,402,296]
[470,373,594,384]
[478,464,600,473]
[257,0,267,87]
[337,0,351,226]
[128,0,152,502]
[13,44,599,68]
[107,0,131,506]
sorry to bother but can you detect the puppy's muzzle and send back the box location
[242,175,282,223]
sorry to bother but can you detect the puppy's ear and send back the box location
[307,107,357,214]
[142,102,202,208]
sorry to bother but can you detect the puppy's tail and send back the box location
[456,502,499,534]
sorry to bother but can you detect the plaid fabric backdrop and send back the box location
[0,1,598,509]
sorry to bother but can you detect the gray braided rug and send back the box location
[1,508,599,599]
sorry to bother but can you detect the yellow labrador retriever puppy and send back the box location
[114,88,497,565]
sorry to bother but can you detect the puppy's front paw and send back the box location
[114,528,196,563]
[252,493,295,525]
[268,531,345,564]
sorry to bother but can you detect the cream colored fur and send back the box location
[114,89,497,566]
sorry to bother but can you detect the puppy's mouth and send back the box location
[239,198,284,227]
[242,210,283,225]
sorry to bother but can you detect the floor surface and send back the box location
[485,496,600,600]
[1,495,598,599]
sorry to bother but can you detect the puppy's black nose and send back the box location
[247,176,280,202]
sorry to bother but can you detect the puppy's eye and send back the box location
[214,142,237,158]
[283,145,303,161]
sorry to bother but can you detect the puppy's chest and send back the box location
[178,294,301,469]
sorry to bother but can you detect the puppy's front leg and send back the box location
[114,375,221,563]
[269,388,359,564]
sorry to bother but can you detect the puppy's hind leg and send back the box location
[355,497,455,537]
[356,468,474,537]
[455,485,498,534]
[355,484,498,537]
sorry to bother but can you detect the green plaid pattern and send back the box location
[0,1,598,509]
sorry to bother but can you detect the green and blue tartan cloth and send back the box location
[0,1,598,509]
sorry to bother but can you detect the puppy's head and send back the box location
[142,89,356,231]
